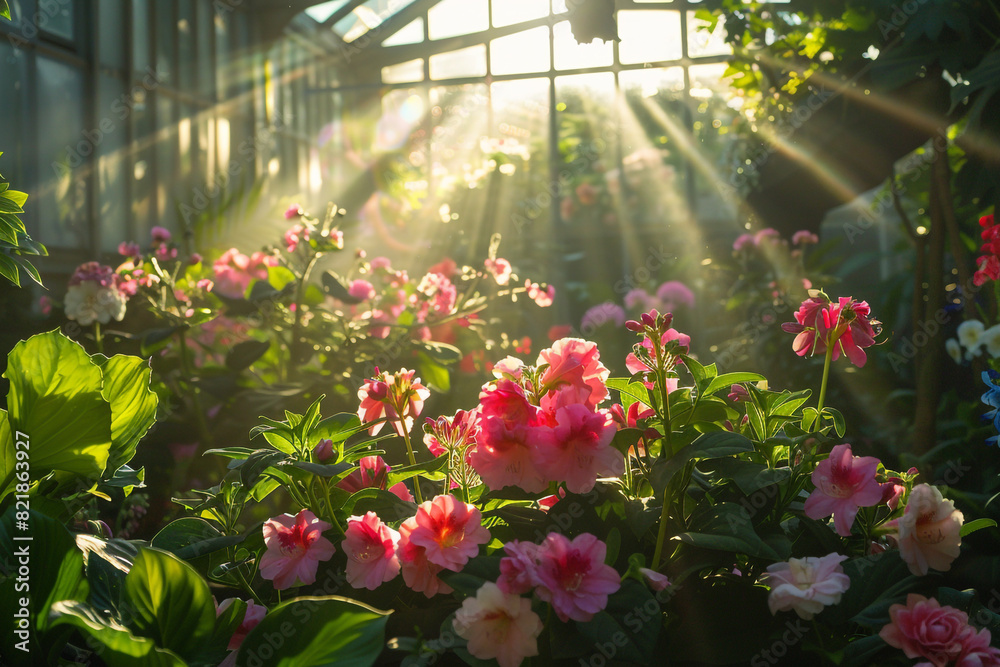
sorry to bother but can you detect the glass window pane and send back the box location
[687,11,731,57]
[0,40,27,186]
[156,94,177,229]
[40,1,74,40]
[156,0,175,85]
[493,0,549,28]
[97,74,129,252]
[490,26,550,76]
[382,58,424,84]
[178,0,196,89]
[429,45,487,80]
[429,0,488,39]
[690,63,740,222]
[132,0,151,73]
[196,0,214,97]
[36,56,87,248]
[553,20,612,70]
[383,18,424,46]
[334,0,420,43]
[619,10,682,65]
[98,0,126,68]
[305,0,349,22]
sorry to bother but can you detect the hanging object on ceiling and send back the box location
[568,0,619,44]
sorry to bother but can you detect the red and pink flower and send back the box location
[259,509,336,590]
[803,444,882,537]
[405,495,490,571]
[216,598,266,651]
[533,532,621,622]
[879,594,999,667]
[357,368,430,437]
[535,404,621,493]
[536,338,610,412]
[781,295,877,368]
[342,512,401,590]
[336,455,414,502]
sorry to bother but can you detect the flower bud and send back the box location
[313,439,335,463]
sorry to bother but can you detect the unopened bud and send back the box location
[313,439,335,462]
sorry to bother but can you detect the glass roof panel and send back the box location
[305,0,350,23]
[332,0,420,43]
[383,17,425,46]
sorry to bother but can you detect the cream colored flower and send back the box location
[889,484,963,577]
[957,320,985,353]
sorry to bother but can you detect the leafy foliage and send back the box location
[0,152,47,287]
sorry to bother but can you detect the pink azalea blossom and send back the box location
[733,233,756,252]
[342,512,401,590]
[525,280,555,307]
[580,302,627,333]
[624,288,657,311]
[259,509,336,590]
[118,241,141,259]
[885,484,964,576]
[533,532,621,622]
[348,279,376,301]
[492,356,525,381]
[470,381,552,493]
[418,271,458,315]
[880,478,905,510]
[957,629,1000,666]
[216,598,266,650]
[762,553,850,620]
[284,203,303,219]
[879,595,984,667]
[535,404,621,493]
[397,516,453,598]
[423,409,479,458]
[792,230,820,245]
[498,541,541,595]
[537,338,610,411]
[212,248,277,299]
[548,324,573,341]
[357,368,431,437]
[454,582,544,667]
[336,455,414,502]
[405,495,490,571]
[485,257,512,285]
[803,444,883,536]
[284,223,310,253]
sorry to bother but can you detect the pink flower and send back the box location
[580,303,627,333]
[733,233,756,252]
[761,553,850,620]
[781,295,877,367]
[881,478,905,510]
[212,248,273,299]
[454,582,544,667]
[423,409,479,458]
[485,257,512,285]
[348,279,376,301]
[537,338,610,412]
[336,455,414,502]
[216,598,266,650]
[536,404,621,493]
[792,230,820,245]
[534,533,621,622]
[525,280,555,307]
[727,384,749,402]
[492,356,525,381]
[370,256,392,270]
[405,495,490,571]
[357,368,431,437]
[190,253,202,265]
[879,595,979,667]
[284,223,310,253]
[259,509,336,590]
[498,541,541,595]
[155,245,178,262]
[342,512,401,590]
[151,226,171,244]
[470,381,552,493]
[397,516,453,598]
[313,439,334,462]
[625,327,690,387]
[655,281,695,310]
[803,444,883,537]
[575,182,598,205]
[885,484,963,576]
[624,288,656,311]
[38,295,53,316]
[196,278,214,291]
[284,203,303,219]
[418,271,457,315]
[118,241,141,259]
[755,228,781,246]
[957,629,1000,666]
[548,324,573,341]
[639,568,671,592]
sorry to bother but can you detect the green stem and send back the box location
[399,423,425,504]
[93,322,104,354]
[815,342,834,428]
[651,488,671,570]
[318,478,344,534]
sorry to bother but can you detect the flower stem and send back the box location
[815,342,834,428]
[651,488,671,571]
[93,322,104,354]
[399,423,425,505]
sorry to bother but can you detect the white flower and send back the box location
[454,582,543,667]
[64,282,127,326]
[957,319,985,353]
[945,338,962,364]
[982,324,1000,358]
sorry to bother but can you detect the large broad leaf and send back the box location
[150,517,244,560]
[673,502,780,560]
[0,409,14,502]
[123,548,217,659]
[94,354,158,476]
[0,508,89,663]
[571,580,660,665]
[2,331,112,482]
[48,600,186,667]
[235,597,389,667]
[649,431,754,492]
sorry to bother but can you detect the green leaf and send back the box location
[960,517,997,537]
[1,1,11,20]
[94,355,158,476]
[674,502,780,560]
[703,372,766,397]
[649,431,754,492]
[321,271,364,304]
[0,410,14,502]
[345,488,417,522]
[2,331,112,482]
[420,340,462,364]
[0,253,20,286]
[226,339,271,371]
[606,377,648,411]
[574,580,659,665]
[235,597,389,667]
[385,455,448,486]
[124,548,217,659]
[48,600,187,667]
[418,351,450,393]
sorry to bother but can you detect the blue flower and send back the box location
[980,370,1000,445]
